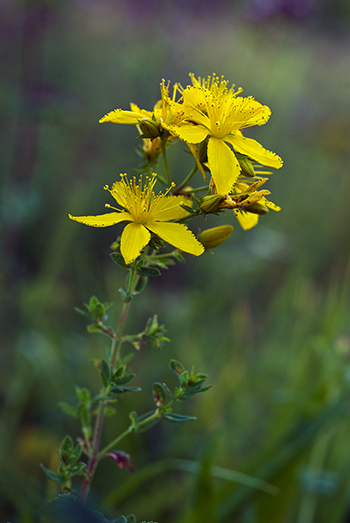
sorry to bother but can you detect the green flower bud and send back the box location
[199,194,225,214]
[236,155,256,177]
[198,225,233,249]
[139,118,162,139]
[246,202,269,215]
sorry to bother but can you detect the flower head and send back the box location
[68,174,204,264]
[169,74,283,194]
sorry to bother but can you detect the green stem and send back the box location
[98,426,133,458]
[161,137,172,186]
[79,266,139,501]
[173,165,198,195]
[181,185,209,194]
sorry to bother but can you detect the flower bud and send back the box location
[199,194,225,214]
[198,225,233,249]
[237,155,255,177]
[245,202,269,215]
[139,118,162,139]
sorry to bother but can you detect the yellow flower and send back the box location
[68,174,204,264]
[99,81,184,130]
[169,74,283,195]
[222,179,281,230]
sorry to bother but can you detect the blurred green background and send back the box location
[2,0,350,522]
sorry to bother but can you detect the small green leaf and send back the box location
[134,275,148,294]
[75,387,91,405]
[129,411,139,431]
[112,373,136,386]
[41,464,62,484]
[118,288,133,303]
[77,403,90,431]
[137,266,161,277]
[110,252,130,269]
[110,385,141,394]
[170,359,186,376]
[179,370,189,388]
[136,410,161,433]
[100,359,111,387]
[164,413,197,422]
[58,402,77,418]
[87,323,105,334]
[152,382,167,406]
[60,435,74,455]
[173,251,186,263]
[105,406,117,416]
[180,204,195,214]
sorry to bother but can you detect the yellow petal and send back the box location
[151,195,190,221]
[169,124,209,143]
[120,222,151,264]
[226,134,283,169]
[182,86,207,109]
[187,143,207,181]
[147,221,204,256]
[68,212,131,227]
[235,211,259,230]
[99,108,152,125]
[261,197,281,212]
[207,137,240,194]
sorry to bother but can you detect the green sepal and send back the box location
[110,252,131,270]
[152,382,167,406]
[58,401,77,418]
[125,515,137,523]
[164,413,197,422]
[100,359,112,387]
[180,204,195,214]
[170,359,186,376]
[40,464,62,484]
[137,266,161,277]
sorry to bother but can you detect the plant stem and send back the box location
[161,138,172,186]
[79,268,139,501]
[98,426,133,458]
[173,165,198,195]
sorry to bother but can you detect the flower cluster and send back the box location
[69,73,282,263]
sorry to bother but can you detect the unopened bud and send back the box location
[200,194,225,214]
[139,118,161,139]
[237,156,255,178]
[246,202,269,215]
[198,225,233,249]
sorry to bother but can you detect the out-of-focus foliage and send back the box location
[1,0,350,522]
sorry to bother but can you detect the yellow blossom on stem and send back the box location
[169,74,283,195]
[99,81,184,131]
[221,179,281,230]
[68,174,204,264]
